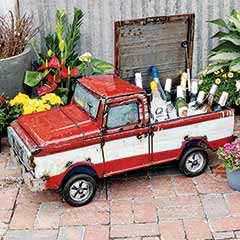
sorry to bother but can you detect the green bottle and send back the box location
[164,78,172,103]
[175,86,188,117]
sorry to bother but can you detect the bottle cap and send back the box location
[150,81,158,91]
[135,72,143,88]
[150,66,159,79]
[218,91,229,107]
[164,78,172,92]
[191,81,198,94]
[197,91,205,104]
[177,85,184,98]
[209,84,218,95]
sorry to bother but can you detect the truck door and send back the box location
[102,99,150,175]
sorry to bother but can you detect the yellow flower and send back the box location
[44,104,51,110]
[215,78,221,85]
[202,69,208,76]
[9,99,16,107]
[220,68,224,73]
[198,80,203,85]
[10,93,30,106]
[23,105,34,115]
[228,72,234,78]
[28,99,40,107]
[79,52,92,62]
[36,105,46,112]
[41,93,63,105]
[222,73,227,79]
[214,71,220,75]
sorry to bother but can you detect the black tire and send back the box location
[179,147,208,177]
[63,174,97,207]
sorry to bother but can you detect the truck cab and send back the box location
[8,74,234,206]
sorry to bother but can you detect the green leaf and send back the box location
[206,62,230,74]
[91,59,114,74]
[211,41,240,53]
[230,57,240,72]
[24,71,44,87]
[228,16,240,29]
[208,52,240,61]
[220,33,240,45]
[210,31,228,39]
[64,8,84,63]
[208,19,228,29]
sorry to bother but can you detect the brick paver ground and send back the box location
[0,115,239,240]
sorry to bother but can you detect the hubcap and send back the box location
[185,152,204,173]
[69,180,92,202]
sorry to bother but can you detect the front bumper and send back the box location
[8,127,46,192]
[10,147,46,191]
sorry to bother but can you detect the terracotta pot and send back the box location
[226,168,240,191]
[0,47,32,98]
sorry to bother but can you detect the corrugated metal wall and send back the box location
[14,0,240,76]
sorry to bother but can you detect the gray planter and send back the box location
[0,47,32,98]
[226,168,240,191]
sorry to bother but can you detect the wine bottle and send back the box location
[164,78,172,103]
[149,66,167,101]
[214,91,229,111]
[189,91,205,115]
[180,72,187,97]
[188,81,198,107]
[150,81,168,123]
[175,86,188,117]
[135,72,143,88]
[195,84,218,113]
[164,78,178,119]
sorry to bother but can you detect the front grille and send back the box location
[7,127,31,165]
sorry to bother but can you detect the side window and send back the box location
[107,102,139,129]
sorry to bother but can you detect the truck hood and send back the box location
[17,104,100,148]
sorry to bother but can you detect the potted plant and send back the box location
[0,9,38,98]
[198,10,240,113]
[217,141,240,190]
[24,8,114,103]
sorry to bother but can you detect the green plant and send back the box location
[24,8,113,103]
[0,11,38,59]
[0,95,22,133]
[217,141,240,171]
[198,65,240,106]
[207,10,240,74]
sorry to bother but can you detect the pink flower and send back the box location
[0,96,4,105]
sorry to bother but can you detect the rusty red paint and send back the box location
[79,75,144,98]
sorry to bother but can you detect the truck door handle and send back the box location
[137,133,148,140]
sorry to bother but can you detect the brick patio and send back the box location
[0,116,239,240]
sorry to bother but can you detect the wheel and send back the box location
[179,147,208,177]
[63,174,97,207]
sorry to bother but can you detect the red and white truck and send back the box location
[8,74,234,206]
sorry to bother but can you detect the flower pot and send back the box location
[0,47,32,98]
[226,168,240,191]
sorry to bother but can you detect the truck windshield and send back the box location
[73,83,100,118]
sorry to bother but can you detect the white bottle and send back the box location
[135,72,143,88]
[150,81,168,123]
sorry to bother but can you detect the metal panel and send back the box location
[4,0,240,77]
[114,14,194,88]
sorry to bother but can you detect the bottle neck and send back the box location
[177,86,185,99]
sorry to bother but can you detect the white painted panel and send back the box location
[103,134,149,161]
[34,143,102,178]
[153,116,235,152]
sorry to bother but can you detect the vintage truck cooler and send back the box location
[7,14,235,207]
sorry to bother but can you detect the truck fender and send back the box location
[176,137,210,160]
[61,164,98,188]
